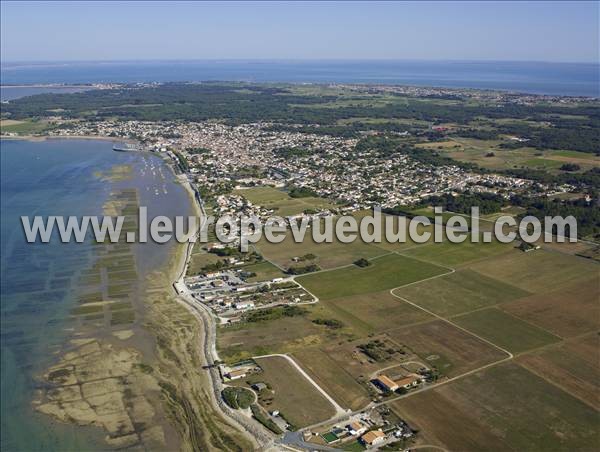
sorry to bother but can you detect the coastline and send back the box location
[166,161,273,449]
[16,134,266,450]
[1,134,137,144]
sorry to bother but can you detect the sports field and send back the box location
[297,253,447,300]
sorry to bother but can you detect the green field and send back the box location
[187,250,222,275]
[452,308,561,354]
[433,136,600,173]
[234,186,336,216]
[256,225,384,270]
[234,186,290,203]
[0,119,54,134]
[401,239,510,267]
[243,261,286,282]
[396,269,530,317]
[297,253,447,300]
[326,290,433,333]
[217,314,327,362]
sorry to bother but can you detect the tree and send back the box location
[354,258,371,267]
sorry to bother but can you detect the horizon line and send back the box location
[2,57,599,66]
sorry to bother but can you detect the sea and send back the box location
[0,139,191,450]
[1,60,599,98]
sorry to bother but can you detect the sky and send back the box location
[1,1,598,63]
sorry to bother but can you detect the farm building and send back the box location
[375,374,399,392]
[361,429,385,446]
[225,369,246,380]
[395,374,422,390]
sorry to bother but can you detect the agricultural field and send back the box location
[292,348,371,410]
[391,363,599,451]
[517,334,600,410]
[297,253,447,300]
[251,356,336,428]
[401,237,511,267]
[423,135,600,172]
[396,269,530,317]
[451,308,561,354]
[470,249,596,292]
[386,320,508,377]
[500,277,600,338]
[324,290,433,334]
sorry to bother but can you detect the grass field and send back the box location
[292,348,370,410]
[326,290,433,333]
[187,251,222,275]
[500,277,600,338]
[252,356,336,427]
[386,320,507,377]
[401,238,511,267]
[392,363,600,451]
[396,269,530,317]
[1,119,54,134]
[243,261,286,282]
[256,234,383,270]
[433,136,600,172]
[217,315,325,362]
[234,186,336,216]
[517,334,600,410]
[470,249,596,292]
[297,253,447,300]
[452,308,561,354]
[320,333,412,381]
[234,186,289,203]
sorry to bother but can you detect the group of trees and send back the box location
[288,186,318,198]
[423,192,506,215]
[286,263,320,275]
[244,305,307,323]
[511,195,599,240]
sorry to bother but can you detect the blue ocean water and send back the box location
[0,86,91,101]
[1,60,598,97]
[0,139,191,450]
